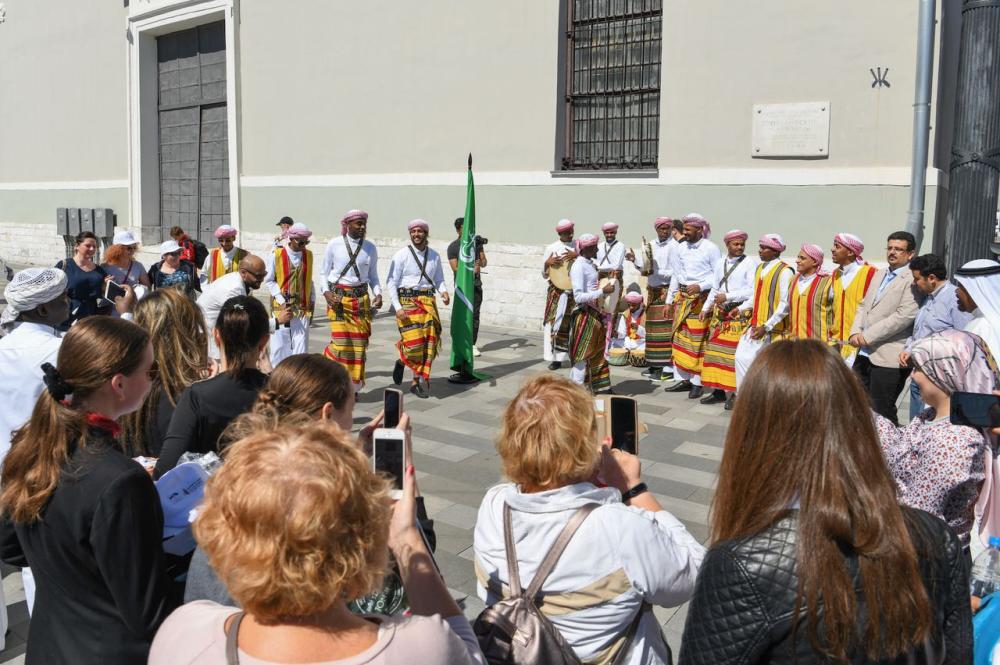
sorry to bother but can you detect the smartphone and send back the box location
[372,428,407,500]
[951,391,1000,428]
[104,280,127,301]
[383,388,403,429]
[609,396,639,455]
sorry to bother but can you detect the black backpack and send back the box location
[473,503,654,665]
[191,238,209,268]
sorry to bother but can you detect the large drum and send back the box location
[598,277,621,314]
[607,347,630,366]
[548,261,573,291]
[627,348,647,367]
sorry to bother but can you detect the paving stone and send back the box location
[0,309,731,663]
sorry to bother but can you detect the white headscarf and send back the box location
[1,268,68,328]
[956,259,1000,361]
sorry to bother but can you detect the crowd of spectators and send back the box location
[0,234,997,663]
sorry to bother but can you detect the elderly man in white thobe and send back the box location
[0,267,72,629]
[955,259,1000,361]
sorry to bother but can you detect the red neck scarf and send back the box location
[85,412,121,438]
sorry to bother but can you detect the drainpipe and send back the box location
[905,0,937,252]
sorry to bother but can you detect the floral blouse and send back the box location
[875,409,988,544]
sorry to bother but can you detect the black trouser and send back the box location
[853,355,911,426]
[473,277,483,344]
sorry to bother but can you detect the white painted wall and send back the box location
[0,0,127,182]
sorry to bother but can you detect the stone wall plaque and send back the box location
[752,101,830,157]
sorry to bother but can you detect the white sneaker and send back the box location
[472,345,482,357]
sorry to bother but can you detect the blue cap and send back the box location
[989,536,1000,548]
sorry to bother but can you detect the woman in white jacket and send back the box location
[474,374,705,664]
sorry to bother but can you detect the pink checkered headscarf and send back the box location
[213,225,237,239]
[602,222,619,232]
[555,219,575,233]
[407,219,429,232]
[759,234,786,253]
[576,233,599,251]
[286,223,313,240]
[833,233,864,263]
[682,213,711,239]
[723,229,748,243]
[653,217,673,230]
[341,209,368,235]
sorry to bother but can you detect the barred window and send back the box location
[562,0,662,171]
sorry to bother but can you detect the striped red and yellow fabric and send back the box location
[830,263,877,359]
[324,292,372,385]
[788,273,834,341]
[701,313,749,392]
[749,261,794,334]
[207,247,246,283]
[570,306,611,392]
[544,284,575,353]
[395,294,442,380]
[671,291,710,376]
[644,285,673,368]
[271,247,313,317]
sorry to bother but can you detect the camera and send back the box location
[473,235,489,252]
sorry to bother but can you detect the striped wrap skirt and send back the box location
[569,306,611,393]
[324,289,372,385]
[670,290,711,376]
[395,294,442,381]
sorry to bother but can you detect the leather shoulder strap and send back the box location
[225,611,245,665]
[407,245,436,288]
[524,503,599,599]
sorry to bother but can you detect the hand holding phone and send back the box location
[104,280,127,301]
[373,427,407,500]
[609,396,639,455]
[950,391,1000,428]
[383,388,403,429]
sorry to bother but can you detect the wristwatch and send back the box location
[621,482,648,504]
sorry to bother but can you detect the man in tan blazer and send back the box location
[848,231,920,425]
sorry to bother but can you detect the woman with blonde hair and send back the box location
[185,354,439,613]
[678,339,971,664]
[474,373,703,664]
[153,295,269,478]
[121,288,210,455]
[0,317,177,664]
[150,421,484,664]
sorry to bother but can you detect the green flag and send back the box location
[450,155,489,380]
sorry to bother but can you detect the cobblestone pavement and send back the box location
[0,308,734,662]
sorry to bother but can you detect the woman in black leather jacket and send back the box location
[679,339,971,665]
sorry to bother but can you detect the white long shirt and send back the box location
[320,235,382,295]
[197,273,276,359]
[542,240,575,279]
[596,240,626,272]
[475,482,704,665]
[630,237,674,288]
[570,256,602,306]
[386,245,447,311]
[0,322,62,461]
[738,258,794,331]
[667,238,721,301]
[704,255,757,306]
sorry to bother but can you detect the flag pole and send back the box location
[449,152,489,383]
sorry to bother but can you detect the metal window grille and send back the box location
[562,0,662,171]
